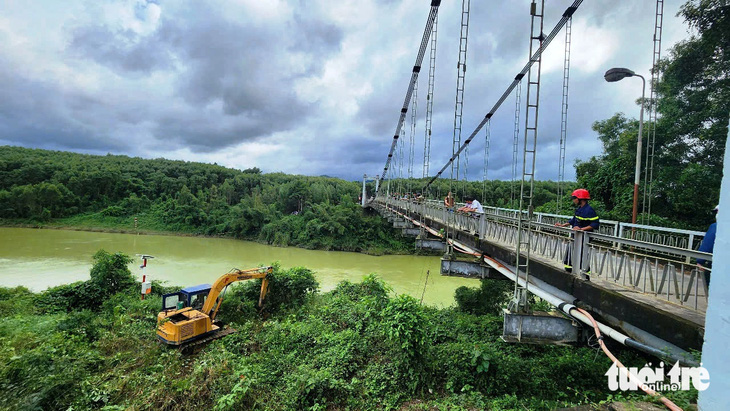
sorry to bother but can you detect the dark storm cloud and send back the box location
[69,25,173,74]
[63,1,344,151]
[0,59,127,152]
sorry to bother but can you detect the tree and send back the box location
[575,114,638,221]
[575,0,729,229]
[651,0,729,227]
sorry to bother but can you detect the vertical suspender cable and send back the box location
[450,0,471,199]
[557,16,572,213]
[423,16,438,180]
[511,81,522,207]
[398,127,405,195]
[409,78,419,194]
[511,0,545,313]
[482,120,491,203]
[642,0,664,224]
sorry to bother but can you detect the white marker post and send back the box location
[138,254,154,300]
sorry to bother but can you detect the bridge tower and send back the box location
[423,15,438,179]
[642,0,664,223]
[450,0,471,188]
[556,15,572,213]
[511,80,522,207]
[510,0,545,313]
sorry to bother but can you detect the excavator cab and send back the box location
[161,284,211,311]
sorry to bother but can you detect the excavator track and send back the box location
[179,327,237,354]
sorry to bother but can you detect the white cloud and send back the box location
[0,0,693,182]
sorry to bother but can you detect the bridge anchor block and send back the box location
[393,219,412,229]
[401,228,421,237]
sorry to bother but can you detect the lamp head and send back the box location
[604,67,636,82]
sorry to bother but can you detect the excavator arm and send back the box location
[202,266,272,322]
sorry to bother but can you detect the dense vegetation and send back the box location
[0,146,411,254]
[0,251,698,410]
[575,0,728,230]
[1,1,726,237]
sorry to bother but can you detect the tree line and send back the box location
[0,146,410,253]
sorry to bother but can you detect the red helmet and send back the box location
[571,189,590,200]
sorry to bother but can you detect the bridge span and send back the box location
[367,197,710,359]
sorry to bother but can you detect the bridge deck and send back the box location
[371,198,707,351]
[486,228,707,327]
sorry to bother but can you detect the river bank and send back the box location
[0,256,696,410]
[0,226,468,306]
[0,209,415,256]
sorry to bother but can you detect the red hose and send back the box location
[574,307,682,411]
[387,204,684,410]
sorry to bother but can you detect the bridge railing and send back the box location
[385,197,706,253]
[585,232,710,311]
[377,197,712,312]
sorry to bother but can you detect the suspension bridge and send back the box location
[360,0,713,364]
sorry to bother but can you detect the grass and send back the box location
[0,257,700,410]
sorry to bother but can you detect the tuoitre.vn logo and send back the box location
[605,361,709,392]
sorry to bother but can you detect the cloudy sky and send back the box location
[0,0,694,181]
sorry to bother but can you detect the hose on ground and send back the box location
[575,307,682,411]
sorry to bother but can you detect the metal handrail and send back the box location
[379,197,705,251]
[376,196,710,312]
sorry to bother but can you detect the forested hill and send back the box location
[0,145,411,253]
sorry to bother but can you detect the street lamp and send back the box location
[604,67,645,225]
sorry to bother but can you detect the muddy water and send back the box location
[0,227,475,306]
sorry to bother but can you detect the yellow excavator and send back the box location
[156,266,272,346]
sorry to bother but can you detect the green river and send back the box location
[0,227,474,307]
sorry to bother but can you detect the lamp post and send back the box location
[604,67,645,225]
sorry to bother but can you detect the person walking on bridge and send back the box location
[555,189,599,274]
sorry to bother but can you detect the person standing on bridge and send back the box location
[444,191,455,212]
[554,189,599,274]
[697,204,718,286]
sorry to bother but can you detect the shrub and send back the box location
[454,278,512,316]
[36,250,135,312]
[87,250,135,298]
[100,206,126,217]
[218,263,319,321]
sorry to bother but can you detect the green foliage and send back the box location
[88,250,135,297]
[454,278,512,316]
[0,146,413,254]
[35,250,135,313]
[219,263,319,321]
[0,260,691,410]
